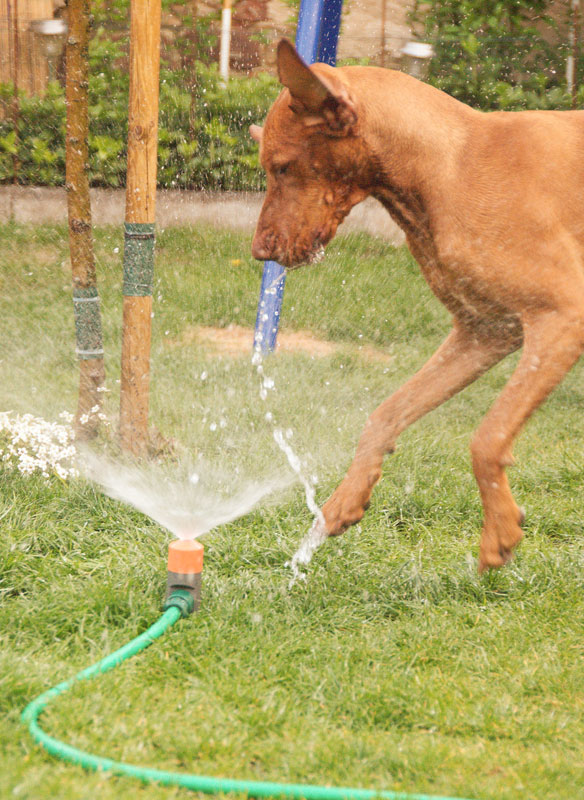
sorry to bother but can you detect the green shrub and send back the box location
[412,0,584,110]
[0,33,279,191]
[0,83,66,186]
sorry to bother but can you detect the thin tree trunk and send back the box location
[188,0,198,139]
[6,0,20,223]
[66,0,106,440]
[572,0,581,108]
[119,0,161,456]
[380,0,386,68]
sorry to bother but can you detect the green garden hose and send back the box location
[21,591,473,800]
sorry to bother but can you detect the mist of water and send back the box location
[80,450,293,540]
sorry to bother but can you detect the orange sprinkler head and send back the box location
[167,539,204,575]
[165,539,204,614]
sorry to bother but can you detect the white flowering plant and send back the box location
[0,411,80,480]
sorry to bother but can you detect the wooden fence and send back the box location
[0,0,55,96]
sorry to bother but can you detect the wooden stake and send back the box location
[120,0,161,456]
[66,0,106,440]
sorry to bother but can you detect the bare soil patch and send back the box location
[168,324,392,362]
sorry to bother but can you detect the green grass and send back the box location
[1,222,584,800]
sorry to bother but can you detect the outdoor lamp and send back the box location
[30,19,68,82]
[400,41,434,80]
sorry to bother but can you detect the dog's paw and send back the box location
[322,497,365,537]
[478,511,524,573]
[322,487,366,535]
[478,544,514,573]
[321,463,382,536]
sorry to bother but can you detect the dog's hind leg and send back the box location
[322,321,520,537]
[471,308,584,571]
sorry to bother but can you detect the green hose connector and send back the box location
[21,596,474,800]
[163,588,195,617]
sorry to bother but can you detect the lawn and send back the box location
[1,222,583,800]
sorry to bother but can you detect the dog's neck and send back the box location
[343,67,474,244]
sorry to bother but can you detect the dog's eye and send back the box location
[275,163,290,176]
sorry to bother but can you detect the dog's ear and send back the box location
[276,39,357,136]
[249,124,263,143]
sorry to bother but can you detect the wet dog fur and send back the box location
[251,39,584,571]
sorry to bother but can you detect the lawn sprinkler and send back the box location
[164,539,204,617]
[19,530,473,799]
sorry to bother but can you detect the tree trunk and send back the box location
[188,0,198,139]
[9,0,20,186]
[119,0,161,456]
[572,0,581,109]
[66,0,106,440]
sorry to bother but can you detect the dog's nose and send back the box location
[251,236,273,262]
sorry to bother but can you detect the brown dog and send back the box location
[250,39,584,571]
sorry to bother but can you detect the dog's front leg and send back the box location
[323,323,519,536]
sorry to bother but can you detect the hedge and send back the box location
[0,46,280,191]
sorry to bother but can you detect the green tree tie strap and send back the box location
[72,286,105,359]
[123,222,156,296]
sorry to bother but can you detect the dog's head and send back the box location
[250,39,370,268]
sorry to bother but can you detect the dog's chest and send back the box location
[408,232,515,323]
[375,187,515,321]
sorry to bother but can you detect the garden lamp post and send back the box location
[219,0,232,84]
[400,41,434,80]
[30,19,68,83]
